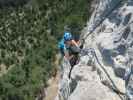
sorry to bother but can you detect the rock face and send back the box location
[55,0,133,100]
[69,65,121,100]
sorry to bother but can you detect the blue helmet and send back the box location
[63,32,72,41]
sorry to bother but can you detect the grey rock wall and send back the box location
[56,0,133,100]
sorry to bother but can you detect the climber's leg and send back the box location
[69,55,79,78]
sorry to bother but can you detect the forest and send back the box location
[0,0,91,99]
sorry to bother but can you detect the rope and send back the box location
[79,3,132,97]
[66,47,126,99]
[67,47,126,99]
[82,0,124,41]
[80,21,133,97]
[85,48,125,100]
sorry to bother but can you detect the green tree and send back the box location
[0,0,91,99]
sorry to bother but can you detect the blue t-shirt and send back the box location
[58,39,65,49]
[58,39,70,56]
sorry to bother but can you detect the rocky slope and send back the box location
[55,0,133,100]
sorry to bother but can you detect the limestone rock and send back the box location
[55,0,133,100]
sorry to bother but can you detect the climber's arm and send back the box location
[71,40,79,47]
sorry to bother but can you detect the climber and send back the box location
[58,32,81,67]
[58,32,81,78]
